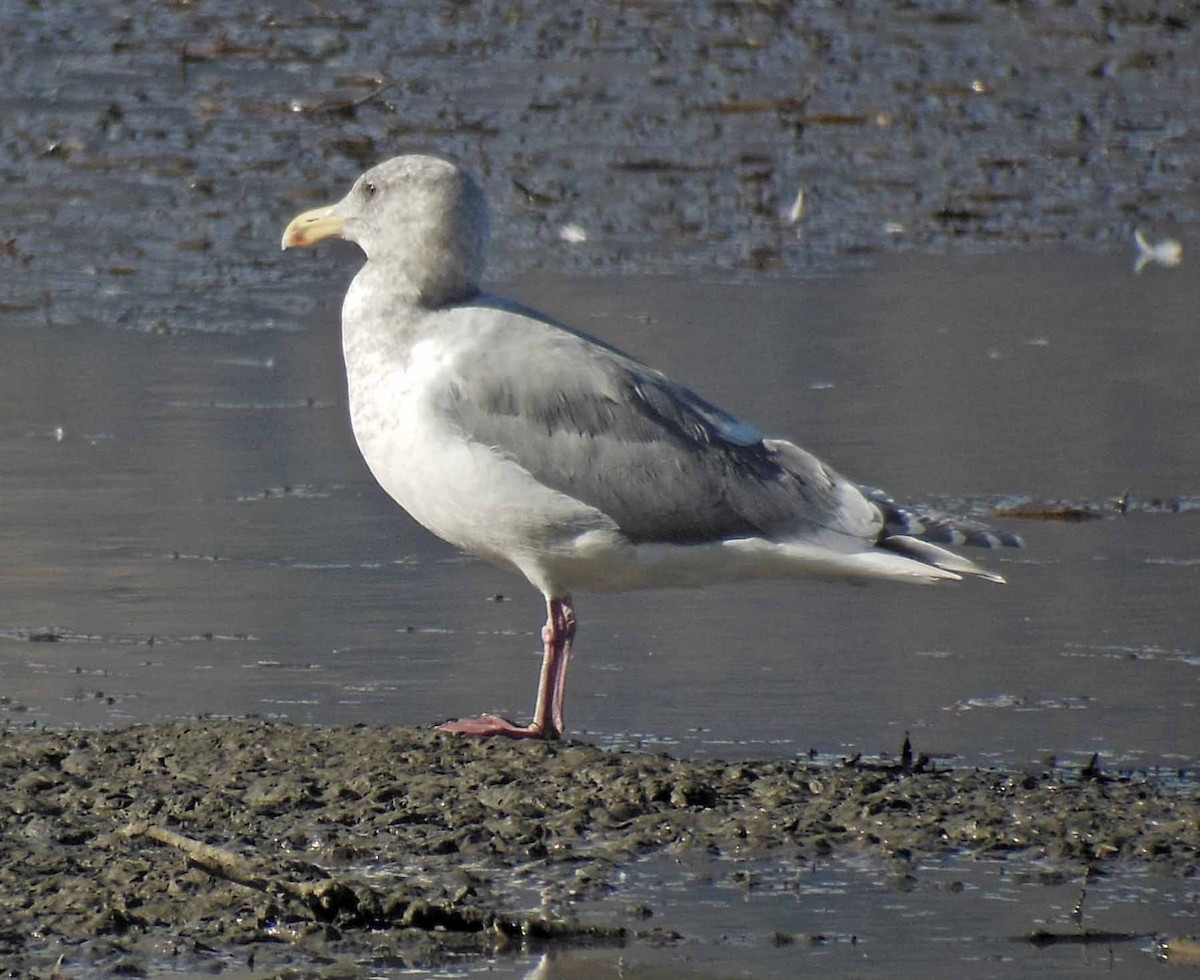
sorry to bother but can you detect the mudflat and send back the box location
[2,723,1196,973]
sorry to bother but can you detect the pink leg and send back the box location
[438,594,576,740]
[536,596,576,737]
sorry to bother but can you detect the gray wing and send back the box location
[433,298,882,547]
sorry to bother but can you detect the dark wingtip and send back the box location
[861,485,1025,551]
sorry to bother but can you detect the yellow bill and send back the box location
[280,204,344,250]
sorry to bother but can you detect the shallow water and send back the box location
[437,855,1196,980]
[3,250,1197,776]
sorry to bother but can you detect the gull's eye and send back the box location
[362,181,377,199]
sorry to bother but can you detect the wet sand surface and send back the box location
[2,1,1199,976]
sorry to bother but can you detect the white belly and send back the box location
[345,349,616,591]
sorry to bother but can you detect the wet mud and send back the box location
[3,0,1199,340]
[1,723,1197,974]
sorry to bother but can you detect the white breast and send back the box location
[343,331,614,588]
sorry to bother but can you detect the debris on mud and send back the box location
[1,723,1196,973]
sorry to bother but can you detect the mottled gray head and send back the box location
[282,154,488,306]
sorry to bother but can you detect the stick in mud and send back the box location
[120,822,359,921]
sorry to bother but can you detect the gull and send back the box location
[281,154,1018,739]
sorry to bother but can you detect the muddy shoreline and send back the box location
[2,722,1196,974]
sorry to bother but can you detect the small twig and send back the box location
[1071,875,1088,929]
[121,822,358,921]
[297,81,393,116]
[1157,935,1200,967]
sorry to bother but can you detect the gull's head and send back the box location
[281,154,488,305]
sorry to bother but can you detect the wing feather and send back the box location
[431,299,882,547]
